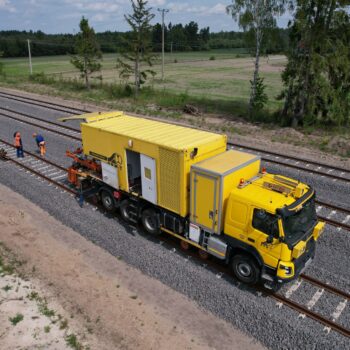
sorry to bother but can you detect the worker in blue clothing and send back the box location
[32,133,46,156]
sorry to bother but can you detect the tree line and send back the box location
[0,26,289,58]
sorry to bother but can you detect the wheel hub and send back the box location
[237,262,252,277]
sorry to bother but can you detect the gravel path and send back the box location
[0,97,349,349]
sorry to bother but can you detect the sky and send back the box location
[0,0,292,34]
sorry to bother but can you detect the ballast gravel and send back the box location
[0,98,349,349]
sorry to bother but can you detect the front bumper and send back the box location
[262,238,316,286]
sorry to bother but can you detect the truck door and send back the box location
[140,154,157,204]
[248,207,282,269]
[191,172,219,233]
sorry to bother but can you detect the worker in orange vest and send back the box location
[13,131,24,158]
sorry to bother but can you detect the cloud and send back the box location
[167,2,226,16]
[67,0,120,13]
[0,0,16,12]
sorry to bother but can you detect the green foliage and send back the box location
[70,17,102,90]
[280,0,350,127]
[0,51,3,75]
[9,313,24,326]
[65,333,83,350]
[250,76,268,111]
[116,0,156,95]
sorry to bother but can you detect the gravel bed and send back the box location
[1,160,349,349]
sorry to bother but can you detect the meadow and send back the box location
[1,49,286,111]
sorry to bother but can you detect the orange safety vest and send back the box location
[14,134,21,147]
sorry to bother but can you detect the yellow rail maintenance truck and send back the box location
[62,111,325,289]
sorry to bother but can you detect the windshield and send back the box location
[282,198,317,245]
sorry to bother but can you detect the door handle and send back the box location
[209,210,214,219]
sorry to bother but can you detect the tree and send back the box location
[71,17,102,90]
[280,0,350,127]
[226,0,289,114]
[0,51,4,76]
[116,0,156,96]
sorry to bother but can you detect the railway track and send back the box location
[1,90,350,184]
[1,107,349,233]
[0,102,350,186]
[1,140,349,338]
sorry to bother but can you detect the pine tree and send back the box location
[280,0,350,127]
[117,0,156,96]
[71,17,102,90]
[226,1,289,115]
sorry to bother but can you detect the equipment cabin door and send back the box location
[191,171,220,233]
[101,162,119,189]
[140,154,157,204]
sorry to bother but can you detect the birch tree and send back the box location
[71,17,102,90]
[226,1,290,115]
[117,0,156,96]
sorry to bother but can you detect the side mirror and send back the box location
[266,234,274,244]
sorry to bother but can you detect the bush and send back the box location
[209,55,216,61]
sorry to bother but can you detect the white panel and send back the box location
[189,223,200,243]
[101,162,119,189]
[140,154,157,204]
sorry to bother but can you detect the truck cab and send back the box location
[224,174,324,287]
[190,150,325,289]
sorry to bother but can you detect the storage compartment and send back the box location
[191,150,260,234]
[79,113,227,215]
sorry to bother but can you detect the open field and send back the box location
[1,50,286,109]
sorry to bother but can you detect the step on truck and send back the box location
[61,111,325,289]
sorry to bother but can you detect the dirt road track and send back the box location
[0,184,265,350]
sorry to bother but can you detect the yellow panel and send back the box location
[191,173,219,232]
[82,114,226,151]
[159,148,180,213]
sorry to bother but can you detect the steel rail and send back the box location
[1,90,350,178]
[269,292,350,338]
[0,111,81,141]
[1,140,349,338]
[0,91,88,114]
[300,274,350,300]
[0,142,75,195]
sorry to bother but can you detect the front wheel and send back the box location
[100,190,115,212]
[231,254,260,285]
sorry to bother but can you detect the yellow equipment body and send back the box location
[80,112,226,216]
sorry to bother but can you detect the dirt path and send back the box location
[0,184,265,350]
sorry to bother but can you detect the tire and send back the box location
[141,208,160,236]
[101,190,115,212]
[120,199,133,222]
[231,254,260,285]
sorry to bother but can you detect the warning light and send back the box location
[239,178,245,186]
[261,167,267,174]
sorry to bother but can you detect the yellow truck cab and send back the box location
[62,111,325,289]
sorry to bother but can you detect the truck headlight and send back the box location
[279,264,293,275]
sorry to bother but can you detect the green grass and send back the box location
[0,49,285,114]
[65,333,83,350]
[9,313,24,326]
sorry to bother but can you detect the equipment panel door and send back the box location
[191,172,219,233]
[140,154,157,204]
[102,162,119,189]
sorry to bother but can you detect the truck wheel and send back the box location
[120,199,133,222]
[141,209,160,236]
[101,190,115,212]
[231,255,260,285]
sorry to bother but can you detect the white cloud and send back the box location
[167,2,226,16]
[67,1,120,13]
[0,0,16,12]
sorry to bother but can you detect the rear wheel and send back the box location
[101,190,115,212]
[231,254,260,285]
[141,208,160,236]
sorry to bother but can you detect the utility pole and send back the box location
[27,39,33,75]
[157,8,169,80]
